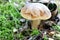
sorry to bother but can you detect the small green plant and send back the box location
[31,29,40,36]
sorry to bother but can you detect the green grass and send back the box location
[0,0,24,40]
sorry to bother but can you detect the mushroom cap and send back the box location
[21,3,51,20]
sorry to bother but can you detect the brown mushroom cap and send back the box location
[21,3,51,20]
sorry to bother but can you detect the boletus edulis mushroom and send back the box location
[21,3,51,29]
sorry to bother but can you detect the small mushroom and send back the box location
[21,3,51,29]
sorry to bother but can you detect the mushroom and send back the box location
[21,3,51,29]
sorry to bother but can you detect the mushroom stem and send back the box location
[31,20,41,29]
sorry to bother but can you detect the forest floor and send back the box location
[0,0,60,40]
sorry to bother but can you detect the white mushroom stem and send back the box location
[31,20,41,29]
